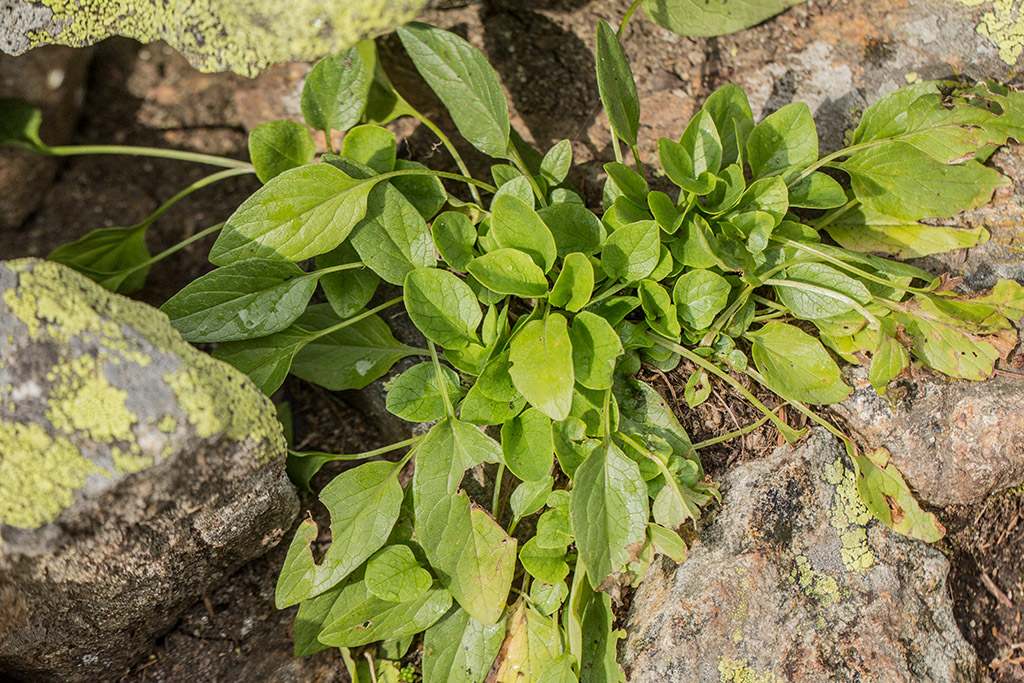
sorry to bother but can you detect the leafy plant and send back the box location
[5,2,1024,680]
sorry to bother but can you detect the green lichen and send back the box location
[823,458,875,572]
[789,555,841,610]
[22,0,427,76]
[954,0,1024,66]
[157,415,177,433]
[46,354,137,443]
[0,421,103,532]
[718,657,779,683]
[111,446,153,475]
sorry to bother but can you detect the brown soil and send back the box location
[2,0,1023,680]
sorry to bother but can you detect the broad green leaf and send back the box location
[492,601,564,683]
[364,47,417,126]
[509,314,574,421]
[641,0,806,37]
[432,211,478,271]
[704,164,747,214]
[681,109,723,176]
[541,139,573,184]
[702,84,753,167]
[825,202,989,259]
[248,120,316,183]
[501,408,554,482]
[530,581,569,617]
[318,575,452,647]
[672,269,731,330]
[290,305,419,391]
[492,175,535,209]
[519,537,570,584]
[210,163,374,265]
[773,262,872,320]
[647,523,688,562]
[538,204,605,257]
[639,279,672,319]
[869,328,910,393]
[365,545,433,603]
[423,606,506,683]
[577,579,625,683]
[787,171,846,209]
[492,195,558,272]
[746,102,818,180]
[350,182,434,285]
[647,191,683,233]
[568,311,623,390]
[397,22,510,157]
[536,506,573,549]
[748,321,852,404]
[301,45,374,134]
[341,124,397,174]
[851,82,939,145]
[973,278,1024,321]
[161,259,317,343]
[570,440,649,588]
[0,99,46,150]
[386,362,463,423]
[212,326,310,395]
[391,159,447,221]
[459,382,526,426]
[468,249,549,298]
[275,461,403,608]
[852,447,945,542]
[292,584,341,656]
[510,476,555,521]
[601,220,660,283]
[672,213,723,270]
[658,137,714,195]
[603,163,649,206]
[550,253,594,312]
[48,224,151,294]
[841,142,1005,221]
[595,20,640,146]
[405,268,482,349]
[317,242,379,319]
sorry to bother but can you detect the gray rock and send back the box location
[831,365,1024,508]
[0,258,298,682]
[620,430,980,683]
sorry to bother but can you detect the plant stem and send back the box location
[313,261,366,277]
[492,464,505,514]
[288,436,423,463]
[408,106,484,204]
[618,0,643,37]
[119,222,224,276]
[377,167,497,194]
[630,143,646,178]
[428,340,455,418]
[691,408,781,449]
[508,145,549,208]
[771,236,934,295]
[587,282,627,308]
[310,297,407,343]
[139,166,254,230]
[46,144,252,169]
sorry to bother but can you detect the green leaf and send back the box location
[868,327,910,393]
[350,182,434,285]
[603,163,649,206]
[386,362,463,423]
[492,601,565,682]
[275,461,403,608]
[210,163,374,265]
[601,220,660,283]
[212,326,310,395]
[423,606,506,683]
[317,242,379,319]
[365,545,433,603]
[492,175,535,210]
[0,99,46,151]
[647,523,688,562]
[672,269,731,331]
[536,505,573,549]
[397,22,510,158]
[658,138,712,195]
[364,44,417,126]
[539,204,605,257]
[570,440,649,588]
[501,408,554,482]
[595,20,640,146]
[432,211,478,271]
[702,84,753,167]
[746,102,818,180]
[550,253,594,312]
[850,82,939,146]
[468,249,549,298]
[577,579,626,683]
[292,584,341,656]
[510,476,555,521]
[541,139,573,185]
[405,268,482,349]
[568,311,623,390]
[787,171,846,209]
[161,259,318,343]
[641,0,806,37]
[318,575,452,647]
[704,164,747,214]
[492,196,558,272]
[748,321,852,404]
[852,447,945,542]
[301,46,373,134]
[248,120,316,183]
[519,537,570,584]
[530,581,569,617]
[391,159,447,221]
[841,142,1005,221]
[290,305,418,391]
[773,262,872,320]
[509,313,574,421]
[48,225,151,294]
[341,124,397,174]
[824,202,990,259]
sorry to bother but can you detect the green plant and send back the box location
[4,3,1024,680]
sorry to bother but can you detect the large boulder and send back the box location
[620,430,980,682]
[0,258,298,682]
[0,0,427,77]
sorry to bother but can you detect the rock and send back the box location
[831,366,1024,509]
[620,430,980,682]
[0,0,428,77]
[0,258,298,682]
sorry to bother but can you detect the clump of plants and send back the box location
[3,2,1024,680]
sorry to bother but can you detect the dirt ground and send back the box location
[2,0,1023,680]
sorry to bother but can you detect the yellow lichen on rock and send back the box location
[46,355,137,443]
[823,458,875,572]
[790,554,841,609]
[953,0,1024,65]
[718,657,779,683]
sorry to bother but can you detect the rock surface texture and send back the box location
[0,0,426,76]
[0,258,298,682]
[832,366,1024,508]
[620,430,980,682]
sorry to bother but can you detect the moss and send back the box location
[0,421,103,533]
[823,457,875,572]
[23,0,427,76]
[717,657,779,683]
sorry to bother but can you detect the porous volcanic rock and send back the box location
[0,258,298,682]
[620,430,980,682]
